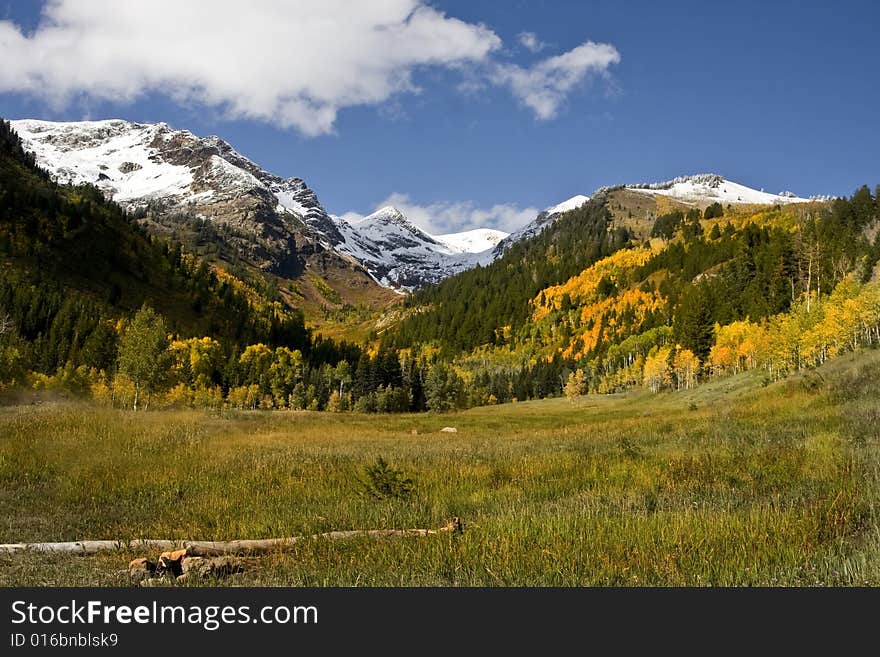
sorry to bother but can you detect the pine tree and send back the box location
[424,363,463,412]
[673,284,715,361]
[703,202,724,220]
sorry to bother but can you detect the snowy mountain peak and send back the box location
[622,173,810,205]
[489,193,592,260]
[10,117,352,278]
[360,206,409,227]
[11,118,201,203]
[631,173,724,190]
[330,209,512,290]
[545,195,591,215]
[433,228,508,254]
[357,206,439,245]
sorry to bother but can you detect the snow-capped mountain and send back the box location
[332,207,507,289]
[9,118,517,291]
[10,118,356,282]
[337,194,591,287]
[8,120,821,297]
[622,174,810,205]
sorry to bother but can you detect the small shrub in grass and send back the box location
[488,466,513,489]
[800,371,825,393]
[359,457,415,500]
[617,436,643,459]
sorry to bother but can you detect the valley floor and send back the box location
[1,350,879,586]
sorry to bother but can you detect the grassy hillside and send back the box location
[1,347,878,586]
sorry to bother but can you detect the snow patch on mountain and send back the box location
[545,195,591,216]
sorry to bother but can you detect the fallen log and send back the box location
[0,517,463,556]
[0,539,179,555]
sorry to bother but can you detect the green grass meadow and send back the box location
[1,350,879,586]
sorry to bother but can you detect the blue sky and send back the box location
[1,0,878,233]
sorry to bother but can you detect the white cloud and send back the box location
[517,31,546,53]
[492,41,620,120]
[0,3,622,133]
[341,192,539,235]
[0,0,501,136]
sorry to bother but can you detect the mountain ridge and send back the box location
[11,119,827,298]
[11,118,517,292]
[599,172,817,206]
[4,117,877,417]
